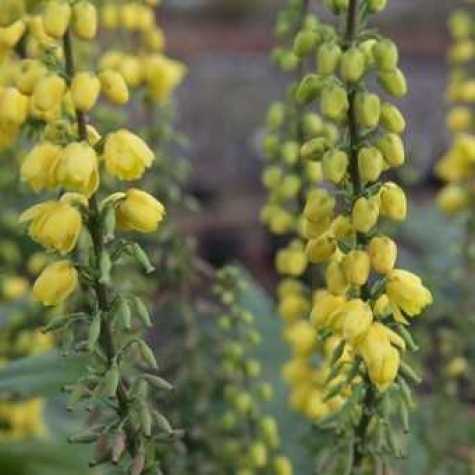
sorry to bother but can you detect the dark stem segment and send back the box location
[341,0,376,471]
[62,28,137,458]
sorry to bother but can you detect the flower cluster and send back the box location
[264,0,432,469]
[0,1,180,472]
[211,267,293,475]
[437,6,475,215]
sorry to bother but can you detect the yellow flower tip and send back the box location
[71,71,101,112]
[116,188,165,233]
[20,142,62,192]
[103,129,154,181]
[0,19,26,48]
[20,200,83,255]
[42,1,71,39]
[368,235,397,274]
[33,260,78,306]
[386,269,433,317]
[2,276,29,301]
[56,141,99,197]
[72,1,98,40]
[98,67,130,103]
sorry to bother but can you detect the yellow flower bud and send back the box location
[19,200,83,254]
[293,30,318,57]
[339,299,373,345]
[325,260,347,295]
[284,320,316,354]
[33,260,78,306]
[118,55,144,88]
[446,357,468,378]
[72,1,97,40]
[317,42,342,75]
[376,132,405,168]
[437,184,470,215]
[352,196,379,233]
[449,11,472,40]
[354,92,381,129]
[103,129,154,180]
[331,215,353,240]
[320,84,349,122]
[143,27,166,51]
[2,276,29,301]
[42,1,71,39]
[380,102,406,133]
[119,3,141,30]
[378,68,408,98]
[56,142,99,197]
[15,59,48,95]
[279,294,311,323]
[101,3,120,29]
[342,250,370,286]
[367,0,387,13]
[262,166,282,188]
[386,269,432,317]
[275,246,308,277]
[340,46,366,83]
[322,149,349,183]
[305,161,324,183]
[0,87,29,126]
[380,182,407,221]
[145,54,187,104]
[304,188,335,223]
[368,236,397,274]
[248,442,268,468]
[447,106,472,132]
[98,69,129,105]
[303,216,332,239]
[358,146,384,183]
[0,19,25,48]
[306,234,337,263]
[300,137,329,161]
[373,39,398,71]
[20,142,62,192]
[71,71,101,112]
[311,291,347,329]
[116,188,165,233]
[367,344,399,392]
[32,74,66,112]
[274,456,293,475]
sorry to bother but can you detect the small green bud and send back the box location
[378,68,408,97]
[248,441,268,468]
[233,391,253,414]
[279,50,299,71]
[322,149,349,184]
[221,411,237,430]
[130,452,146,475]
[367,0,387,12]
[111,431,126,465]
[116,297,132,330]
[133,297,153,328]
[380,102,406,133]
[300,137,329,160]
[302,113,323,136]
[354,91,381,129]
[138,340,158,369]
[257,382,274,401]
[317,42,342,75]
[340,47,366,83]
[259,416,280,448]
[358,147,384,183]
[376,133,405,168]
[352,196,380,233]
[68,429,99,444]
[293,30,318,57]
[143,373,173,391]
[373,39,399,71]
[103,363,120,398]
[263,134,280,158]
[139,403,152,437]
[266,102,285,129]
[359,39,377,67]
[153,411,173,434]
[296,74,324,104]
[320,84,349,121]
[324,0,349,14]
[281,141,300,165]
[130,243,155,274]
[218,316,232,330]
[245,359,262,378]
[87,312,102,352]
[103,205,116,242]
[99,251,112,285]
[43,314,70,333]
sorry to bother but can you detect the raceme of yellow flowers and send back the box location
[0,1,181,472]
[263,0,433,469]
[213,267,293,475]
[437,7,475,216]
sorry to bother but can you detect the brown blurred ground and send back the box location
[160,0,450,283]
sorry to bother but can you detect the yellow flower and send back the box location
[367,344,400,391]
[33,260,78,306]
[386,269,432,317]
[0,87,29,126]
[15,59,48,95]
[72,1,97,40]
[352,196,379,233]
[71,71,101,112]
[118,55,143,88]
[32,74,66,112]
[379,182,407,221]
[19,200,83,254]
[42,1,71,39]
[437,184,470,215]
[279,294,311,323]
[20,142,62,192]
[98,69,129,105]
[339,299,373,345]
[342,250,370,286]
[325,260,347,295]
[2,276,29,300]
[116,188,165,233]
[310,290,346,329]
[56,142,99,197]
[306,234,337,263]
[0,19,25,48]
[368,235,397,274]
[145,54,187,104]
[284,320,316,355]
[103,129,154,180]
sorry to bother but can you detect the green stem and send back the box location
[62,28,138,458]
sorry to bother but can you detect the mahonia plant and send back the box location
[212,267,293,475]
[266,0,433,472]
[0,1,181,472]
